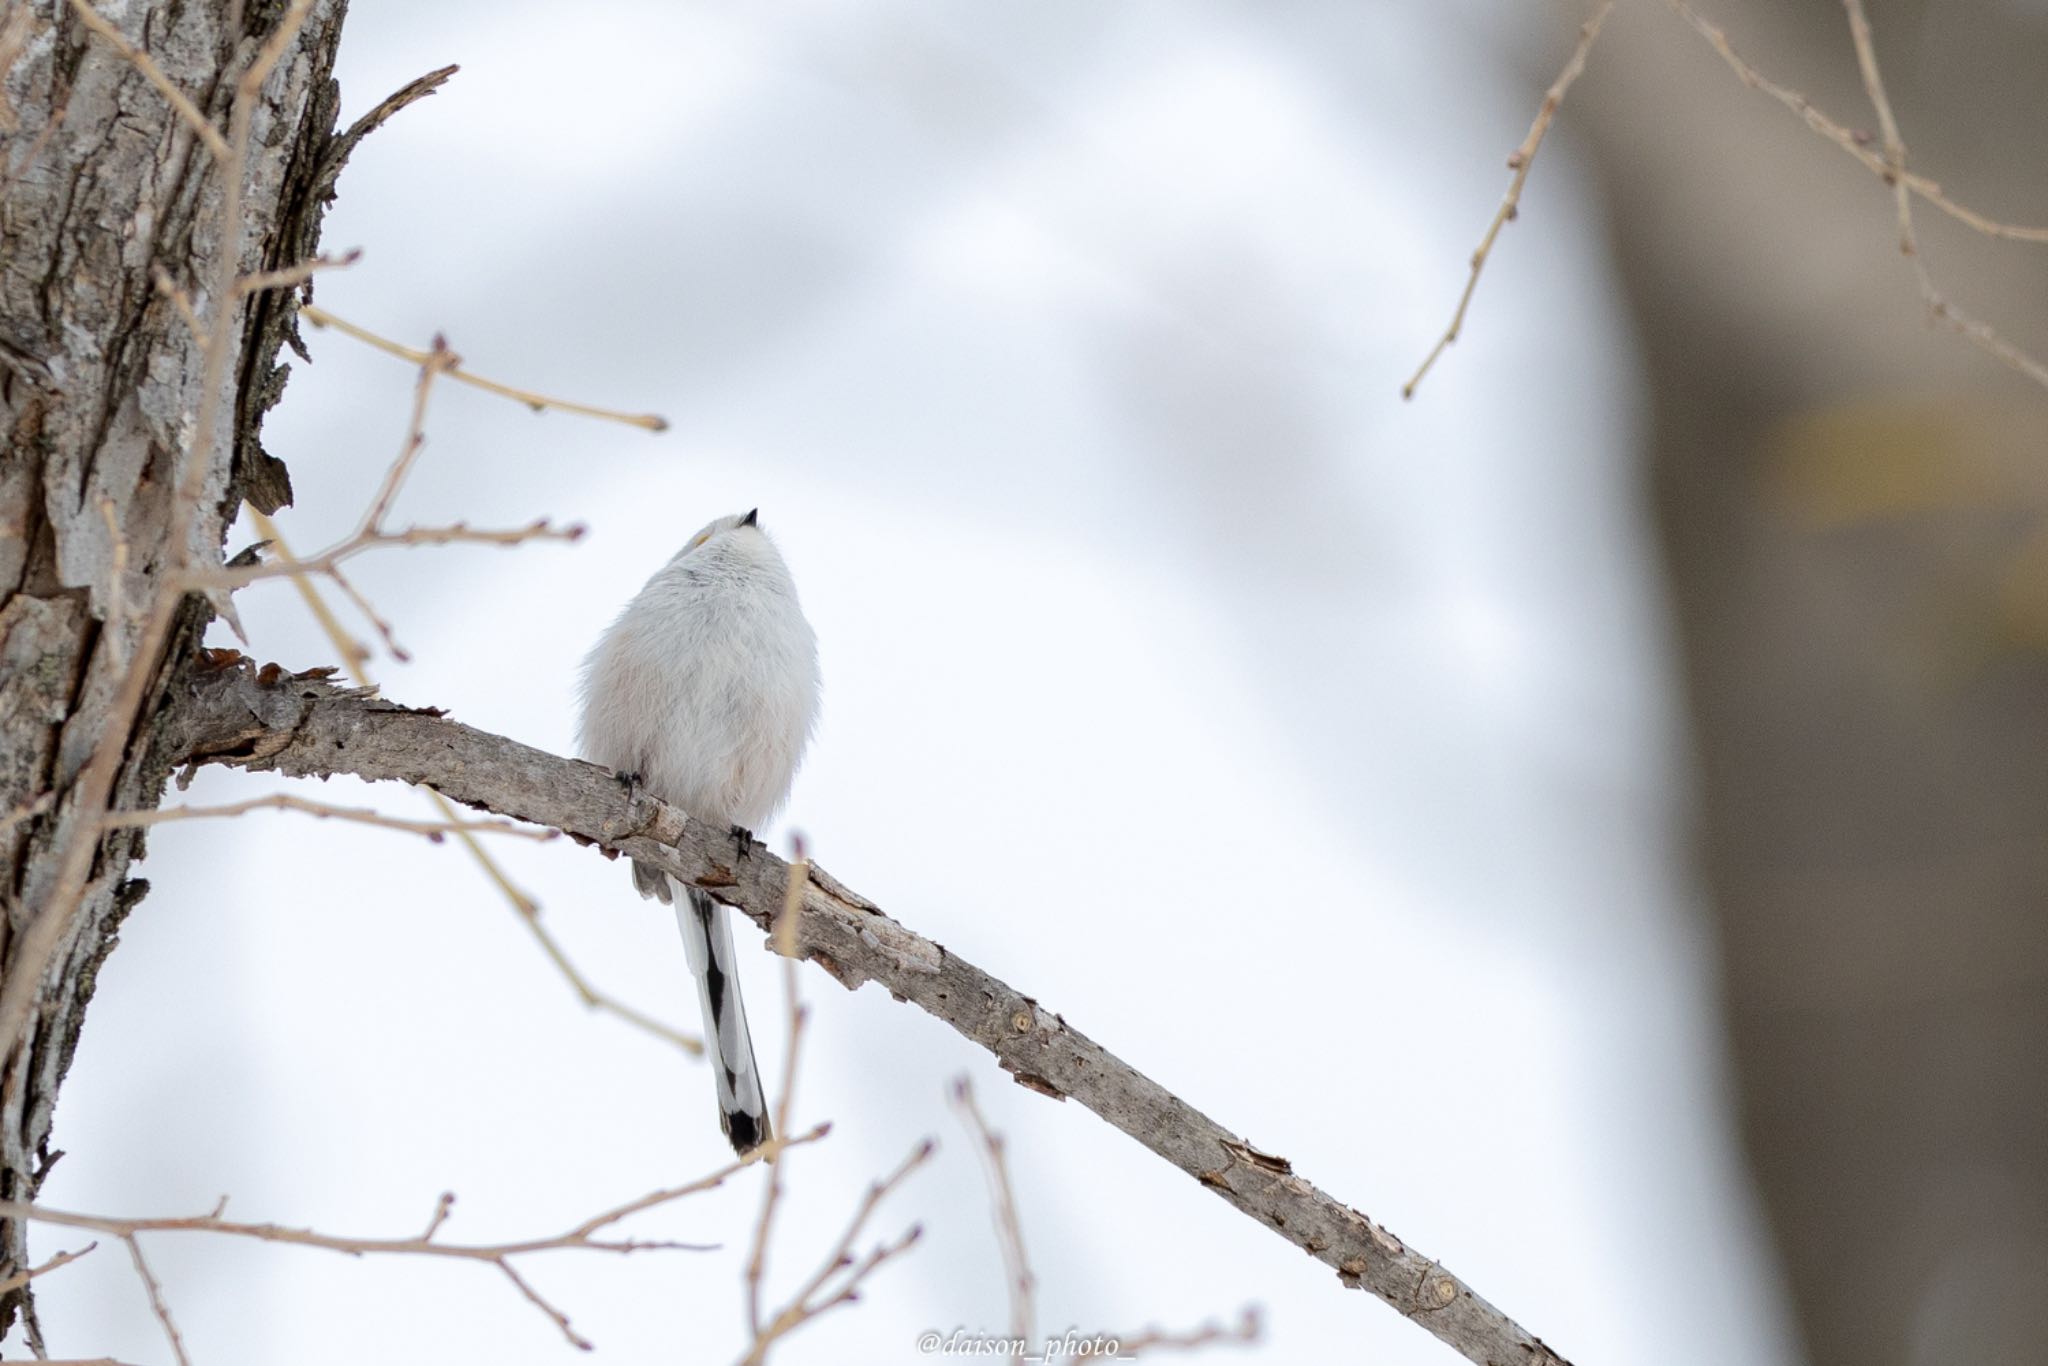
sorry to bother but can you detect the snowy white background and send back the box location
[18,2,1800,1364]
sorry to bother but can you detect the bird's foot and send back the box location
[728,824,755,860]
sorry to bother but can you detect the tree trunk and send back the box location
[0,0,345,1338]
[1573,3,2048,1363]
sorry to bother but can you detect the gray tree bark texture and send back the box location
[166,656,1575,1366]
[0,0,348,1339]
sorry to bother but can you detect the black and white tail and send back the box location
[674,880,771,1154]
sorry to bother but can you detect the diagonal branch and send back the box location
[165,657,1574,1366]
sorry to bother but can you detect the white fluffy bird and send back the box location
[577,508,819,1153]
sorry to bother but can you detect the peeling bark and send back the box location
[0,0,351,1335]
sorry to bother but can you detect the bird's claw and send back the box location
[728,824,754,859]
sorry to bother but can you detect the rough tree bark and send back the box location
[0,0,349,1337]
[0,7,1577,1364]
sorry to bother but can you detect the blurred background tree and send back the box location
[1565,2,2048,1363]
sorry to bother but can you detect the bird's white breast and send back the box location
[577,543,818,830]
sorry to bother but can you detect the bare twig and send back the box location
[247,508,371,675]
[194,518,586,593]
[744,849,814,1336]
[299,304,671,432]
[1403,0,1615,399]
[123,1235,190,1366]
[1105,1307,1264,1357]
[101,792,559,843]
[1666,0,2048,243]
[0,792,54,838]
[362,337,456,533]
[739,1140,932,1366]
[151,267,205,345]
[0,5,34,133]
[322,557,411,662]
[241,516,703,1059]
[949,1078,1034,1353]
[0,0,315,1064]
[170,659,1576,1366]
[189,340,586,606]
[235,247,362,297]
[0,1242,97,1297]
[1670,0,2048,390]
[96,498,128,668]
[0,1137,818,1354]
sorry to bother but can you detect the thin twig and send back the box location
[0,792,54,838]
[744,848,813,1336]
[96,497,128,668]
[247,508,371,676]
[243,510,702,1057]
[1104,1307,1264,1357]
[322,557,411,662]
[189,517,586,593]
[123,1236,189,1366]
[950,1078,1034,1354]
[361,336,456,534]
[101,792,559,844]
[739,1140,933,1366]
[0,0,314,1065]
[151,267,205,346]
[299,304,671,432]
[235,247,362,297]
[0,5,34,134]
[1403,0,1615,399]
[1670,0,2048,390]
[0,1139,817,1355]
[1665,0,2048,242]
[0,1242,97,1297]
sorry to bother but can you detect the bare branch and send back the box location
[744,853,815,1338]
[0,1242,97,1297]
[1670,0,2048,390]
[151,267,205,346]
[740,1139,933,1366]
[122,1236,189,1366]
[168,660,1579,1366]
[0,792,53,838]
[0,0,314,1065]
[0,1137,817,1355]
[1665,0,2048,242]
[361,336,456,535]
[245,507,371,676]
[235,247,362,297]
[1403,0,1615,399]
[239,510,703,1058]
[950,1078,1034,1352]
[1106,1307,1263,1357]
[100,792,560,844]
[193,518,586,594]
[299,304,671,432]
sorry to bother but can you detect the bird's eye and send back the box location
[688,533,710,550]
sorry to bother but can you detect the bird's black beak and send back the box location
[740,508,759,527]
